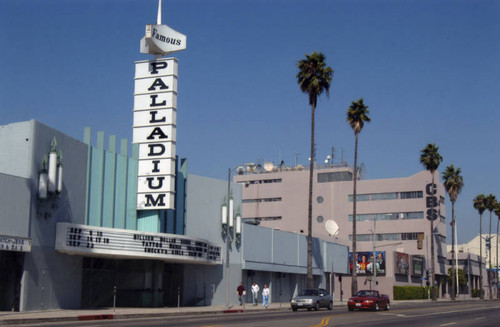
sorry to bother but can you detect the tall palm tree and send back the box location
[442,165,464,300]
[473,194,486,299]
[485,194,497,299]
[346,98,371,295]
[419,143,442,301]
[494,203,500,299]
[296,52,333,288]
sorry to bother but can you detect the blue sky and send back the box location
[1,0,498,244]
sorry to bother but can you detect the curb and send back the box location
[78,314,115,321]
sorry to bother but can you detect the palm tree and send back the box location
[442,165,464,300]
[346,98,371,295]
[494,202,500,299]
[296,52,333,288]
[419,143,442,301]
[473,194,486,299]
[485,194,497,299]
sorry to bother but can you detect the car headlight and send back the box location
[291,299,296,304]
[305,299,313,304]
[363,300,374,304]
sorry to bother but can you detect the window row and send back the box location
[239,179,282,185]
[243,216,282,222]
[242,197,282,204]
[349,232,424,242]
[348,191,423,202]
[348,212,424,222]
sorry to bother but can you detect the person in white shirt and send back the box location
[262,284,270,308]
[251,282,260,306]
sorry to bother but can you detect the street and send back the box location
[12,301,500,327]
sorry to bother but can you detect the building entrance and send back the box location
[81,258,183,308]
[0,251,24,311]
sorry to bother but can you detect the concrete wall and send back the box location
[0,120,89,311]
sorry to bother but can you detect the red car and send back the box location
[347,290,390,311]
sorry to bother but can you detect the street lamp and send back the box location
[223,163,254,308]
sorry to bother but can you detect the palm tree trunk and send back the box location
[489,212,493,299]
[306,103,315,289]
[351,132,359,296]
[451,202,456,300]
[496,217,499,299]
[480,214,484,299]
[430,173,436,301]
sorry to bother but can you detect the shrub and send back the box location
[393,286,428,300]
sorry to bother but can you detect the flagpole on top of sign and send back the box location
[155,0,163,60]
[157,0,162,25]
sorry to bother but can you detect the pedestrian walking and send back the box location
[262,284,270,308]
[251,282,260,306]
[236,282,246,306]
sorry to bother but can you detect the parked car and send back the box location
[347,290,390,311]
[290,288,333,311]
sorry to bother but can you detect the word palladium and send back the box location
[133,58,177,210]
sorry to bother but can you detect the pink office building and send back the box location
[234,163,450,300]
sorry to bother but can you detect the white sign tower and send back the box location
[133,0,186,210]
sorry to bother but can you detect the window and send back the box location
[348,192,398,202]
[318,171,353,183]
[400,191,423,199]
[317,216,324,223]
[316,196,324,204]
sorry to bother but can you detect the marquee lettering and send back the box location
[151,160,160,173]
[150,94,167,107]
[149,110,167,123]
[146,127,168,140]
[148,78,169,91]
[150,62,168,74]
[146,176,165,189]
[145,193,166,207]
[147,144,165,156]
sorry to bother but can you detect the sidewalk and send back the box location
[0,301,298,325]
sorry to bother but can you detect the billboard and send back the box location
[349,251,386,276]
[394,252,410,275]
[411,255,425,277]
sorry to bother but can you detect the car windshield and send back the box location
[298,289,318,296]
[357,291,376,297]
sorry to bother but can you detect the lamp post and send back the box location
[223,163,254,308]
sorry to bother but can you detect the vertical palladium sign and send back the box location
[133,58,177,210]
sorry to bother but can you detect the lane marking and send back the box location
[475,317,486,320]
[394,305,500,318]
[309,315,333,327]
[440,323,457,326]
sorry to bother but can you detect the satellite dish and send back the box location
[255,164,263,173]
[264,162,274,172]
[325,219,339,236]
[236,166,246,175]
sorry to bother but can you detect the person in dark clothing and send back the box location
[236,282,246,306]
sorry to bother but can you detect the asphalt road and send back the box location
[16,301,500,327]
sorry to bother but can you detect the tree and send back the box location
[296,52,333,288]
[473,194,486,299]
[419,143,442,301]
[442,165,464,300]
[494,202,500,299]
[346,98,371,295]
[484,194,497,299]
[447,267,467,289]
